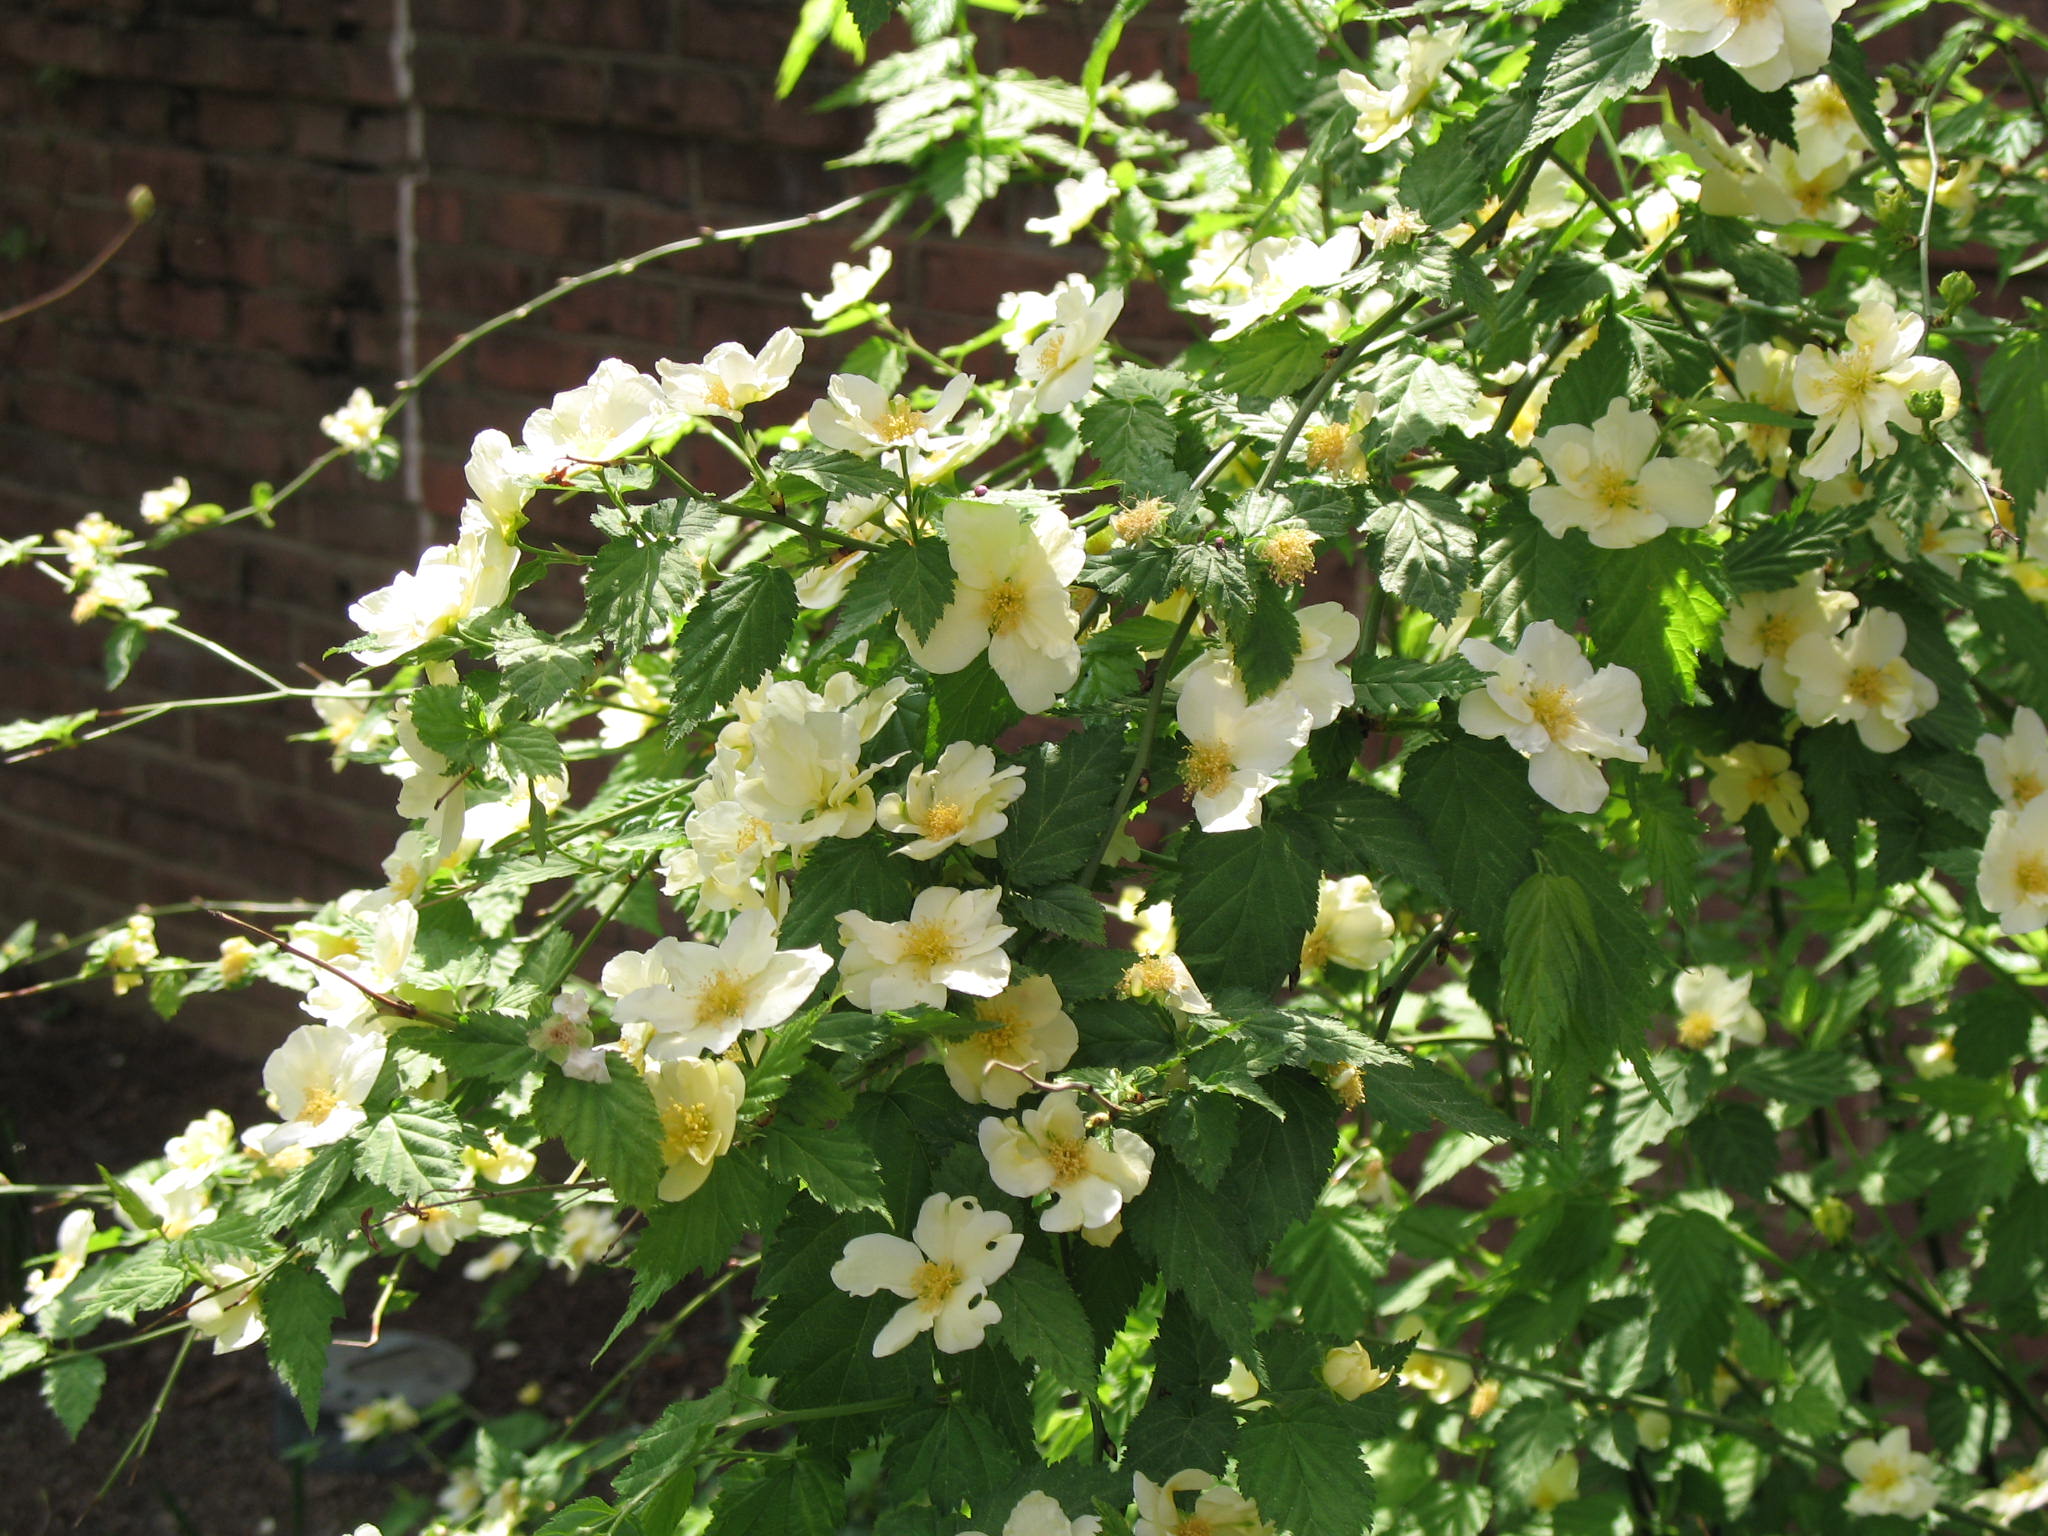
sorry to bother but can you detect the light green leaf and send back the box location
[1272,1205,1387,1335]
[261,1261,344,1429]
[353,1102,471,1200]
[1081,391,1180,492]
[1370,355,1481,457]
[1206,317,1330,399]
[613,1388,731,1530]
[1186,0,1326,163]
[1638,1208,1739,1386]
[535,1060,665,1209]
[783,831,916,953]
[1516,0,1659,156]
[40,1355,106,1440]
[493,721,564,783]
[582,525,703,651]
[1587,537,1724,712]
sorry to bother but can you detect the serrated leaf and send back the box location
[1081,391,1180,491]
[783,831,916,953]
[1503,870,1600,1081]
[1187,0,1325,166]
[1123,1394,1240,1482]
[1369,354,1481,457]
[607,1158,790,1354]
[1170,543,1256,630]
[407,682,491,770]
[1516,0,1660,156]
[877,537,956,644]
[81,1248,189,1322]
[1539,318,1638,433]
[704,1456,848,1536]
[1675,52,1796,141]
[492,615,598,711]
[1638,1208,1738,1386]
[493,721,563,782]
[995,1256,1099,1387]
[1127,1152,1260,1358]
[1363,489,1475,625]
[535,1060,665,1209]
[1494,1397,1583,1504]
[393,1012,536,1084]
[1005,882,1107,943]
[1361,1042,1527,1141]
[997,728,1129,888]
[1236,1390,1378,1536]
[888,1404,1020,1513]
[353,1102,470,1200]
[1206,317,1330,399]
[1234,574,1302,702]
[1402,736,1543,935]
[1983,326,2048,540]
[1272,1205,1387,1335]
[1400,121,1486,229]
[1731,1048,1880,1107]
[761,1118,887,1214]
[1828,23,1904,181]
[928,654,1022,747]
[1690,1102,1779,1199]
[39,1354,106,1439]
[1352,656,1483,715]
[1173,819,1320,994]
[669,564,800,732]
[1220,1069,1341,1255]
[1587,538,1723,711]
[613,1389,728,1532]
[1722,502,1868,593]
[261,1261,344,1429]
[583,530,702,651]
[1159,1090,1243,1188]
[1291,784,1447,902]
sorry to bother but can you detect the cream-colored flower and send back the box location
[980,1090,1154,1233]
[1794,301,1961,481]
[1175,652,1315,831]
[1909,1034,1957,1079]
[1301,876,1396,974]
[1530,1453,1580,1512]
[1794,73,1888,175]
[1133,1470,1275,1536]
[837,886,1015,1012]
[962,1490,1104,1536]
[1672,964,1766,1050]
[553,1201,624,1277]
[661,800,782,915]
[247,1024,387,1158]
[1184,228,1362,340]
[804,246,891,323]
[520,357,665,475]
[52,510,125,570]
[301,897,416,1032]
[657,329,803,422]
[647,1056,745,1201]
[830,1191,1022,1356]
[321,387,385,451]
[1016,278,1124,414]
[1977,706,2048,811]
[1286,602,1362,729]
[1214,1358,1261,1403]
[1119,952,1213,1017]
[1528,397,1718,549]
[1115,887,1176,957]
[1721,572,1857,708]
[607,909,831,1061]
[349,504,516,668]
[389,1195,482,1256]
[1459,621,1647,814]
[1639,0,1850,92]
[1393,1316,1473,1402]
[1871,507,1979,579]
[1707,742,1809,837]
[22,1210,95,1316]
[1337,25,1465,151]
[463,427,537,538]
[877,741,1026,860]
[1843,1426,1940,1518]
[1322,1341,1394,1401]
[808,373,973,457]
[138,476,191,525]
[463,1241,523,1282]
[1979,796,2048,935]
[340,1394,421,1443]
[1785,606,1937,752]
[903,499,1085,713]
[1968,1449,2048,1520]
[734,707,888,851]
[940,974,1080,1108]
[131,1175,216,1241]
[463,1130,538,1186]
[187,1262,266,1353]
[161,1109,237,1187]
[1718,341,1799,475]
[104,912,157,997]
[1025,167,1117,247]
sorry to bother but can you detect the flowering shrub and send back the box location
[8,1,2048,1532]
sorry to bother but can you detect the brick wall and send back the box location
[0,0,1190,1055]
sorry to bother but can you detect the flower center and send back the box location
[734,816,771,852]
[982,580,1028,635]
[1756,611,1797,658]
[705,377,734,410]
[697,969,752,1024]
[1747,773,1779,803]
[2005,1470,2042,1495]
[2013,772,2042,806]
[1035,332,1066,373]
[1174,1518,1214,1536]
[921,799,967,842]
[1121,956,1181,998]
[1043,1135,1091,1188]
[1526,684,1579,739]
[1301,929,1331,972]
[298,1087,341,1125]
[1827,350,1880,409]
[1718,0,1776,20]
[904,919,958,971]
[1259,527,1318,585]
[1845,665,1893,708]
[2014,854,2048,899]
[910,1258,963,1309]
[661,1102,717,1164]
[1182,741,1236,798]
[1591,464,1642,514]
[1863,1461,1905,1494]
[876,398,927,443]
[1678,1011,1721,1049]
[1305,423,1352,473]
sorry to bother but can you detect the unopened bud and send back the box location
[1938,270,1978,318]
[1812,1195,1853,1244]
[126,184,156,223]
[1907,388,1948,423]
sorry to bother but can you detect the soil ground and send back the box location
[0,992,742,1536]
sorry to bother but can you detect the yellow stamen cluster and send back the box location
[876,398,928,442]
[661,1102,717,1164]
[1257,526,1318,585]
[697,970,751,1023]
[904,920,958,970]
[1526,685,1579,740]
[1304,423,1354,475]
[910,1258,964,1308]
[1112,498,1169,543]
[983,580,1027,635]
[2014,854,2048,899]
[1042,1135,1091,1188]
[297,1087,341,1125]
[1677,1012,1721,1050]
[1181,741,1235,798]
[920,799,967,842]
[1845,666,1891,708]
[1120,956,1181,998]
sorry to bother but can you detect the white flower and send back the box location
[1393,1316,1474,1403]
[349,504,517,667]
[940,974,1081,1108]
[1706,742,1809,838]
[1843,1426,1940,1518]
[1910,1035,1957,1079]
[904,499,1085,713]
[187,1262,266,1353]
[647,1056,745,1200]
[838,886,1015,1012]
[962,1490,1103,1536]
[657,328,803,422]
[1458,621,1647,814]
[321,386,386,451]
[22,1210,95,1315]
[1639,0,1850,92]
[1214,1359,1262,1403]
[1301,876,1396,974]
[734,706,888,851]
[161,1109,237,1187]
[1185,228,1362,340]
[247,1024,388,1158]
[1322,1341,1393,1401]
[389,1195,482,1256]
[464,428,538,538]
[1717,340,1799,475]
[1794,301,1961,481]
[1026,167,1117,246]
[1968,1449,2048,1520]
[1721,572,1857,708]
[1175,652,1315,831]
[553,1202,624,1277]
[804,246,892,322]
[877,741,1027,859]
[999,286,1063,352]
[301,898,417,1032]
[829,1191,1022,1355]
[1979,796,2048,934]
[520,357,666,474]
[1785,606,1937,753]
[138,476,191,525]
[980,1090,1154,1233]
[1133,1470,1274,1536]
[340,1394,421,1443]
[1980,707,2048,812]
[607,909,831,1060]
[1671,965,1766,1050]
[1016,278,1124,414]
[463,1130,537,1186]
[1119,952,1213,1017]
[1530,1453,1580,1512]
[1794,74,1888,175]
[1337,25,1465,150]
[463,1241,523,1283]
[130,1175,216,1240]
[1115,887,1177,957]
[662,800,781,914]
[1286,602,1362,728]
[808,373,973,457]
[1528,397,1718,549]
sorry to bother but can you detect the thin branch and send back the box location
[0,185,155,327]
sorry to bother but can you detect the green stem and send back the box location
[549,857,658,995]
[95,1329,196,1500]
[562,1256,759,1441]
[1078,602,1200,894]
[158,622,292,692]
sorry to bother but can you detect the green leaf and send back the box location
[1126,1152,1260,1357]
[1494,1398,1583,1504]
[614,1388,729,1529]
[1081,391,1181,491]
[1272,1205,1386,1335]
[1369,354,1481,457]
[927,654,1022,748]
[997,728,1129,888]
[1291,783,1448,902]
[1171,543,1257,630]
[1159,1090,1244,1187]
[760,1118,887,1215]
[1362,1042,1527,1142]
[1206,318,1331,399]
[1638,1208,1739,1386]
[1124,1394,1240,1482]
[103,622,146,689]
[1690,1102,1779,1200]
[608,1158,790,1354]
[776,446,903,502]
[1236,1390,1379,1536]
[1828,23,1905,181]
[1539,318,1638,433]
[1675,53,1796,141]
[1221,1069,1341,1254]
[1351,656,1484,716]
[1363,489,1474,625]
[1587,538,1724,712]
[888,1403,1020,1513]
[1079,544,1178,609]
[582,527,703,651]
[1400,121,1486,229]
[1479,507,1586,640]
[353,1102,471,1200]
[40,1355,106,1440]
[1503,870,1600,1080]
[1005,883,1107,944]
[1983,325,2048,538]
[1186,0,1325,164]
[783,832,916,953]
[493,721,564,782]
[1233,574,1303,702]
[407,682,491,770]
[994,1256,1100,1387]
[877,537,956,645]
[669,564,800,732]
[394,1012,536,1084]
[1516,0,1659,157]
[1731,1048,1880,1107]
[1403,736,1543,934]
[704,1456,847,1536]
[81,1248,188,1322]
[535,1060,665,1209]
[1173,819,1320,994]
[261,1261,344,1429]
[493,615,598,712]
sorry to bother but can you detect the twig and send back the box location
[196,905,428,1022]
[0,185,154,327]
[1077,602,1200,894]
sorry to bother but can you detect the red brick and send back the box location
[412,0,527,43]
[675,0,803,69]
[917,242,1078,323]
[525,0,669,52]
[609,63,753,140]
[478,188,611,262]
[292,102,409,168]
[194,93,288,154]
[425,113,549,179]
[490,54,610,124]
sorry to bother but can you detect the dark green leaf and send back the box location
[1675,53,1796,141]
[261,1261,344,1429]
[1588,538,1724,712]
[1369,354,1481,457]
[879,537,957,645]
[1170,543,1256,630]
[782,832,916,953]
[1690,1102,1779,1199]
[1638,1208,1739,1385]
[535,1060,665,1209]
[1272,1205,1386,1335]
[1983,326,2048,542]
[1290,783,1448,902]
[1081,391,1181,492]
[888,1404,1020,1513]
[583,530,702,651]
[1237,1390,1379,1536]
[761,1119,887,1215]
[995,1256,1100,1387]
[493,722,563,782]
[1828,23,1905,181]
[1005,883,1107,943]
[669,565,800,732]
[1363,488,1474,625]
[927,654,1022,747]
[1351,655,1484,715]
[607,1158,789,1354]
[1400,121,1486,229]
[1127,1152,1260,1357]
[1539,319,1638,433]
[1173,819,1320,994]
[1732,1048,1880,1107]
[997,728,1129,888]
[492,615,598,711]
[704,1456,847,1536]
[1403,735,1543,935]
[1233,574,1303,702]
[353,1102,471,1200]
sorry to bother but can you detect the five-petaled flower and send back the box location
[837,886,1016,1012]
[938,974,1080,1108]
[1459,620,1647,814]
[1784,606,1937,753]
[980,1090,1154,1233]
[1842,1425,1940,1518]
[830,1191,1022,1356]
[604,909,831,1062]
[1527,396,1718,549]
[1793,301,1960,481]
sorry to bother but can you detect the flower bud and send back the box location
[126,184,156,223]
[1321,1342,1392,1401]
[1907,388,1949,423]
[1938,270,1977,319]
[1812,1195,1853,1244]
[1632,1408,1672,1450]
[217,935,260,984]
